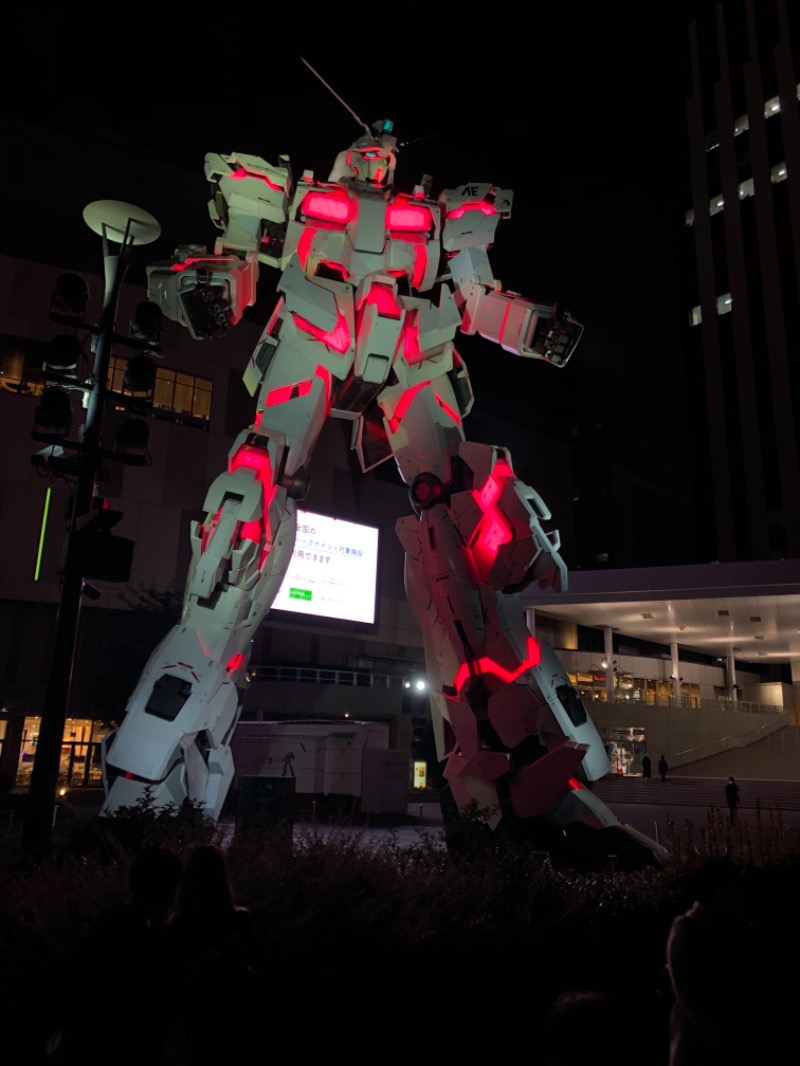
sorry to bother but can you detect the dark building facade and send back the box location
[683,0,800,563]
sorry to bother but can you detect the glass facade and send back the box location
[108,355,213,428]
[16,717,113,788]
[570,671,701,707]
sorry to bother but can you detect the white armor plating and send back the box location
[101,116,657,860]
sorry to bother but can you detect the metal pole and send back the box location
[21,203,160,852]
[21,246,129,852]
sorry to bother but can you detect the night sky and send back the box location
[1,19,693,554]
[3,21,688,337]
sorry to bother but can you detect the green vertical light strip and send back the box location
[34,486,52,581]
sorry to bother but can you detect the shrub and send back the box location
[2,793,800,1061]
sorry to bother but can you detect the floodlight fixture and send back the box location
[45,334,82,372]
[114,417,150,451]
[131,301,163,346]
[51,273,89,315]
[34,386,72,433]
[123,354,156,392]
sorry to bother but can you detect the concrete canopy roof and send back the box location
[520,560,800,666]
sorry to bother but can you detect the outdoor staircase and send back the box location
[670,724,800,781]
[591,726,800,811]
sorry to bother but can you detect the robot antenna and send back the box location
[299,57,370,136]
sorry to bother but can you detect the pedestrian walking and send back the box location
[658,755,669,784]
[725,776,740,820]
[641,754,652,781]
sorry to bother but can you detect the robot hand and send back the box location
[146,244,259,341]
[521,303,583,367]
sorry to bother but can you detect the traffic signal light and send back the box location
[62,507,134,582]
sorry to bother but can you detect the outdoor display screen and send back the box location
[272,509,379,625]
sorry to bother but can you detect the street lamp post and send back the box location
[21,201,160,851]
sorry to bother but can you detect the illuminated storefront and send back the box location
[602,726,647,776]
[570,671,701,707]
[16,717,113,788]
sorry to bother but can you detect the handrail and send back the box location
[249,666,787,718]
[594,693,783,717]
[249,665,407,689]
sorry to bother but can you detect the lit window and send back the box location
[771,163,788,184]
[0,336,49,396]
[739,177,754,200]
[705,132,720,152]
[708,99,783,156]
[685,209,695,227]
[710,195,725,216]
[688,296,732,326]
[107,356,213,428]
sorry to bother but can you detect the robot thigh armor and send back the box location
[447,440,567,594]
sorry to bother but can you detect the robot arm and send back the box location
[440,183,583,367]
[146,151,292,341]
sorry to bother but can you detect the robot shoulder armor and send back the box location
[438,183,513,220]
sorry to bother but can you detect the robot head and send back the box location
[328,119,398,187]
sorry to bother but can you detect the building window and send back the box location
[706,86,795,155]
[16,716,113,787]
[687,167,786,226]
[0,337,214,431]
[0,335,49,396]
[689,293,733,327]
[108,356,212,429]
[764,94,781,117]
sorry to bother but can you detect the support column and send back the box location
[671,641,681,703]
[728,649,738,702]
[604,626,614,702]
[790,661,800,725]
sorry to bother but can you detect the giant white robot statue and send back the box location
[101,98,664,864]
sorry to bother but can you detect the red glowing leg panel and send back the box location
[449,441,567,593]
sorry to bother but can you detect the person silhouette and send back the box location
[46,845,184,1064]
[641,754,652,781]
[725,776,740,820]
[658,755,669,784]
[543,989,622,1065]
[164,844,261,1063]
[665,857,771,1065]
